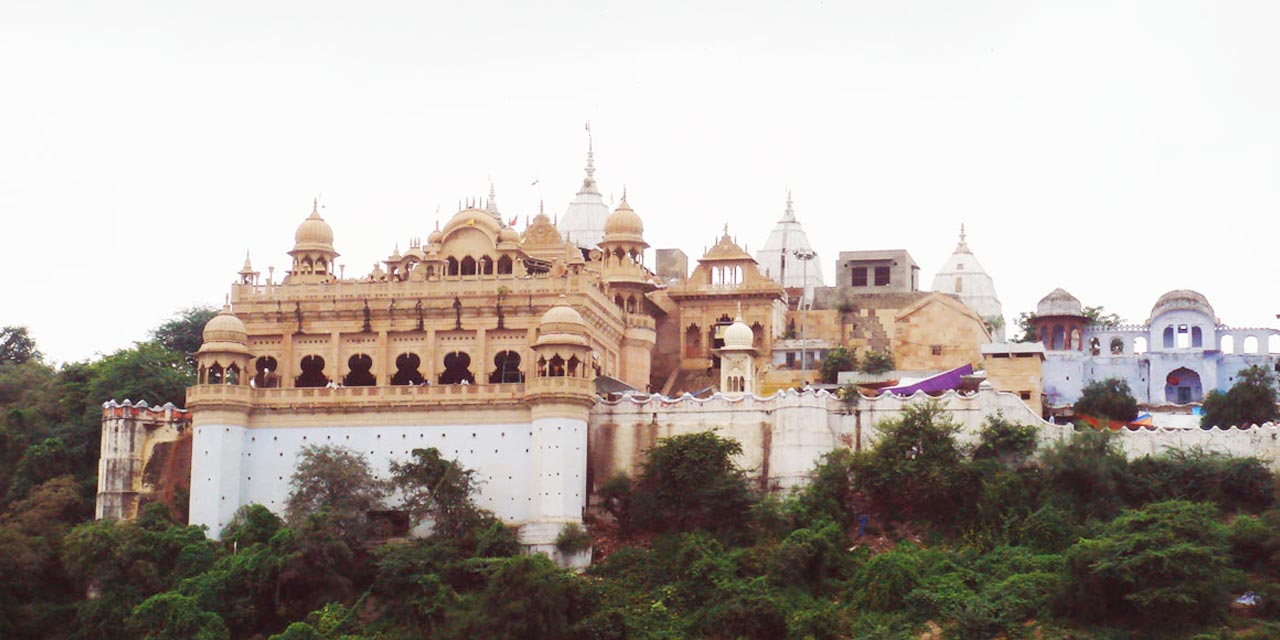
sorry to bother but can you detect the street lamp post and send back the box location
[792,249,816,378]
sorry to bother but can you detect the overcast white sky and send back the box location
[2,1,1278,364]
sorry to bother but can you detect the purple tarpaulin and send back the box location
[880,363,973,396]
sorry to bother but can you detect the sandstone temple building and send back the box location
[94,137,1280,561]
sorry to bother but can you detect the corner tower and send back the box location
[521,303,596,562]
[599,195,658,389]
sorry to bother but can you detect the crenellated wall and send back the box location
[97,400,192,521]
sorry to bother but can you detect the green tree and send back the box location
[126,592,229,640]
[818,347,855,384]
[0,326,41,364]
[441,555,595,640]
[860,350,894,375]
[1013,312,1038,343]
[150,306,218,369]
[1081,305,1122,328]
[1040,429,1128,520]
[284,445,386,542]
[1200,365,1280,428]
[387,447,479,537]
[221,504,283,548]
[971,413,1038,467]
[1073,378,1139,422]
[855,401,975,526]
[1059,500,1236,632]
[629,431,756,539]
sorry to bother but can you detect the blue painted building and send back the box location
[1037,289,1280,407]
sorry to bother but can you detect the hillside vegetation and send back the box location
[4,317,1280,639]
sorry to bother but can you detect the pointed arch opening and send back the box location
[497,255,513,274]
[208,363,223,384]
[479,255,494,275]
[460,256,477,276]
[489,350,524,383]
[344,354,376,387]
[439,351,474,385]
[254,356,279,388]
[391,353,424,386]
[296,355,328,387]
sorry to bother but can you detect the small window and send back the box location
[1019,391,1032,400]
[931,345,943,356]
[874,266,891,286]
[956,263,964,270]
[851,267,868,287]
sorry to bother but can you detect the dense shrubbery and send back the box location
[5,315,1280,638]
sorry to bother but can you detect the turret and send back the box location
[521,302,595,566]
[717,315,757,394]
[187,303,253,538]
[286,199,339,283]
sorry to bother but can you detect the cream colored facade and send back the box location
[981,342,1045,410]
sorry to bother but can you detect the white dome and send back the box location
[722,318,754,350]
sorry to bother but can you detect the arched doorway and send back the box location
[1164,367,1203,404]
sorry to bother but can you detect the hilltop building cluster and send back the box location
[95,133,1280,559]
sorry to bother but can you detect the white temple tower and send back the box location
[558,124,611,249]
[754,191,824,303]
[931,224,1005,341]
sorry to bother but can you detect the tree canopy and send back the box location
[1073,377,1139,422]
[1201,365,1280,428]
[0,326,42,364]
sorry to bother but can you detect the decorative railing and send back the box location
[186,382,529,409]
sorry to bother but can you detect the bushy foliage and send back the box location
[818,346,855,384]
[971,413,1039,466]
[854,401,976,526]
[1059,500,1237,632]
[1073,377,1139,422]
[1040,428,1128,520]
[624,431,757,540]
[284,445,387,542]
[1201,365,1280,428]
[860,350,894,375]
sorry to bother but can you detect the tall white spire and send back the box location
[754,190,824,296]
[559,122,610,248]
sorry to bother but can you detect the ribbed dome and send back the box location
[294,206,334,248]
[1150,289,1215,322]
[1036,288,1083,318]
[442,207,501,237]
[535,303,589,348]
[199,305,249,355]
[604,199,644,237]
[722,318,754,350]
[498,227,521,243]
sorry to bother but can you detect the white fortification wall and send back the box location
[189,419,587,540]
[590,384,1280,491]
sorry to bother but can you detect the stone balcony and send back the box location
[186,381,531,412]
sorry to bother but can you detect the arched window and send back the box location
[1163,326,1175,349]
[439,351,474,385]
[1244,336,1260,354]
[479,256,494,275]
[460,256,477,276]
[255,356,279,388]
[537,356,547,377]
[446,257,460,276]
[615,294,624,309]
[497,255,513,274]
[1134,337,1148,355]
[1071,328,1081,351]
[626,296,637,313]
[316,257,327,274]
[1089,337,1100,356]
[208,363,224,384]
[296,355,328,388]
[1270,335,1280,354]
[685,324,702,357]
[1221,335,1235,354]
[226,363,240,385]
[1051,325,1065,350]
[751,322,764,350]
[1192,326,1203,348]
[391,353,424,386]
[548,355,566,377]
[567,355,581,377]
[1109,338,1124,355]
[344,354,376,387]
[489,351,523,383]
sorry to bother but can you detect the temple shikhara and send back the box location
[95,131,1280,563]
